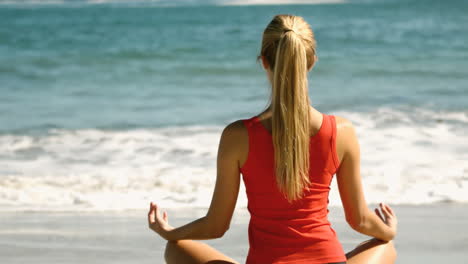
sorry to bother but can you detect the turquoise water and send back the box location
[0,0,467,211]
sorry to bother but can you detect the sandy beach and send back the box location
[1,204,467,263]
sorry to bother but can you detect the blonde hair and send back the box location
[258,14,317,202]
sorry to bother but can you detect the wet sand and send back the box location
[1,204,467,263]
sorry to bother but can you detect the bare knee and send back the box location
[163,240,237,264]
[371,239,397,261]
[386,240,397,261]
[346,238,397,264]
[371,239,398,263]
[164,241,179,263]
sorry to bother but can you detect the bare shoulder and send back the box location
[220,120,249,167]
[222,119,247,138]
[334,115,359,161]
[334,115,357,139]
[334,115,354,130]
[220,120,248,150]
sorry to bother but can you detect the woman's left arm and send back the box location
[148,120,244,241]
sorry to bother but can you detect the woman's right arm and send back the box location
[334,116,397,242]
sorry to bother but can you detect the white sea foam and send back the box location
[0,108,467,212]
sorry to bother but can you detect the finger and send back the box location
[148,202,155,225]
[384,204,395,216]
[155,203,162,221]
[374,208,383,220]
[163,211,168,222]
[380,203,391,218]
[148,202,152,217]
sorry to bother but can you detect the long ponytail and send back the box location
[259,15,317,202]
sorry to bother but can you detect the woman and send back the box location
[148,14,398,264]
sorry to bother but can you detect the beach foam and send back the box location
[0,107,466,211]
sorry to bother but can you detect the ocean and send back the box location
[0,0,467,212]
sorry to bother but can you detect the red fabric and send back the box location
[240,113,347,264]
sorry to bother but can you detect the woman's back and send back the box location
[240,111,347,264]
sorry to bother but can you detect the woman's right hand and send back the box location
[374,202,398,240]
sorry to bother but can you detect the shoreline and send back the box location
[0,200,462,213]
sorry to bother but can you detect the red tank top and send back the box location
[240,113,347,264]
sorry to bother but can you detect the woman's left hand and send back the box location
[148,202,173,239]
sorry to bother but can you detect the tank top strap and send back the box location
[329,114,341,171]
[242,116,258,130]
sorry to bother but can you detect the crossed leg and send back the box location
[164,240,240,264]
[345,238,397,264]
[164,238,397,264]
